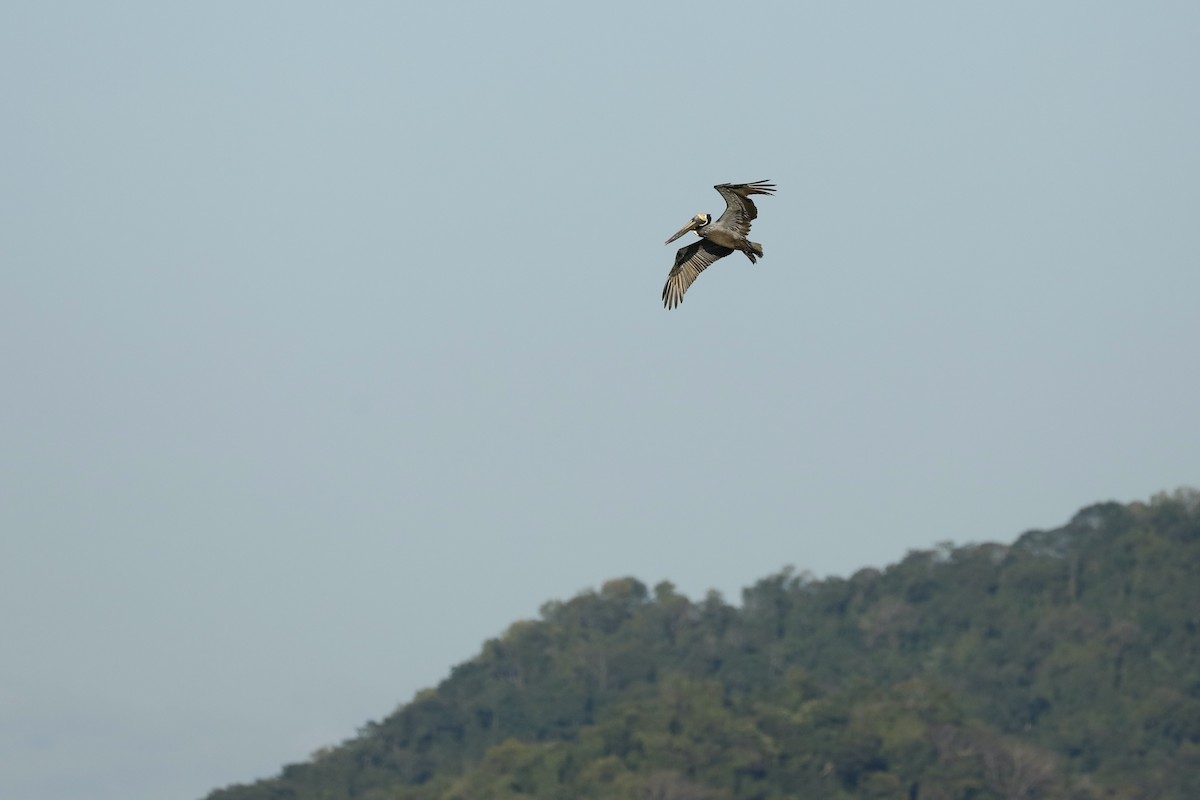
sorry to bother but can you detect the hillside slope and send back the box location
[206,489,1200,799]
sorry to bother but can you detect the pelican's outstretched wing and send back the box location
[663,239,735,309]
[713,180,776,237]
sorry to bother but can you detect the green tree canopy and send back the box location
[205,488,1200,800]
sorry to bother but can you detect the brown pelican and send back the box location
[662,180,776,309]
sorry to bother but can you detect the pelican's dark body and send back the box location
[662,180,776,309]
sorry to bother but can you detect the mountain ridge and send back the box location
[206,488,1200,799]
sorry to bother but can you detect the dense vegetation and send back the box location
[206,489,1200,799]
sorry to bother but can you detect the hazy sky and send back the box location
[3,3,1198,799]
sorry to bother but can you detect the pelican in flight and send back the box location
[662,180,776,309]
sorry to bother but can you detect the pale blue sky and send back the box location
[2,3,1198,799]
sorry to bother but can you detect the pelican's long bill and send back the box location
[664,217,701,245]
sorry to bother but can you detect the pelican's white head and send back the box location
[665,213,711,244]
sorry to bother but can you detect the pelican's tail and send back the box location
[742,241,764,263]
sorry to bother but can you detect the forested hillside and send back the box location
[206,490,1200,799]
